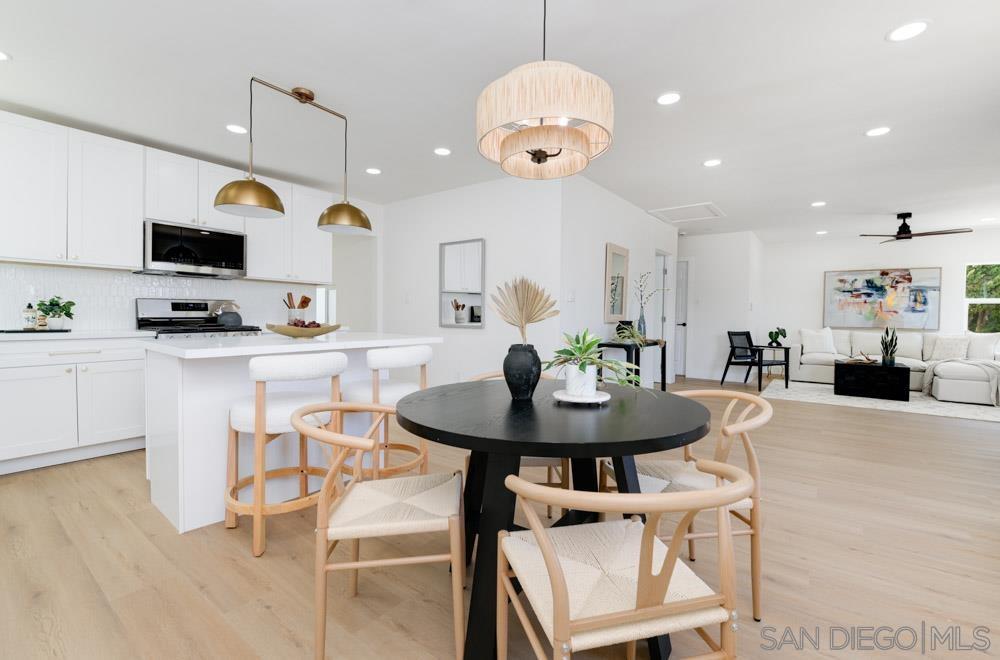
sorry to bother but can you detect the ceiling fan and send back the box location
[860,212,973,243]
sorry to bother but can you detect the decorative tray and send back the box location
[265,323,341,338]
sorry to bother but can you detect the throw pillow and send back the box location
[967,332,1000,360]
[801,327,837,354]
[930,336,970,361]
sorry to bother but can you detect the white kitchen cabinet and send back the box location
[197,161,247,233]
[144,148,198,224]
[290,185,334,283]
[245,175,293,281]
[442,243,464,291]
[0,111,68,262]
[441,241,483,292]
[67,129,144,269]
[0,364,79,461]
[77,359,145,447]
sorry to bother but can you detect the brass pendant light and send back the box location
[215,78,371,234]
[475,0,613,180]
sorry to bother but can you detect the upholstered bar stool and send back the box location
[225,352,348,557]
[342,345,432,478]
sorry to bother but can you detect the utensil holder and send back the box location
[288,309,305,324]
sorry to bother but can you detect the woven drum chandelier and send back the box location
[476,0,613,180]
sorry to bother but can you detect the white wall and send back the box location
[678,228,1000,380]
[678,231,762,380]
[381,178,563,385]
[560,176,679,386]
[331,199,384,332]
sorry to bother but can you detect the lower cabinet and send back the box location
[77,359,145,447]
[0,359,145,461]
[0,364,79,461]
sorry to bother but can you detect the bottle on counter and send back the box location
[22,302,37,330]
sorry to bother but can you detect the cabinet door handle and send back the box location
[49,349,102,356]
[72,255,79,260]
[80,366,89,372]
[57,253,65,259]
[191,219,198,224]
[64,367,73,373]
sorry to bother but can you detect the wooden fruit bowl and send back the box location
[266,323,341,338]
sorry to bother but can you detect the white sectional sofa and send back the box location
[789,329,1000,405]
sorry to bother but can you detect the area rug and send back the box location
[761,380,1000,423]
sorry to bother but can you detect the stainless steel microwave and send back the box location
[140,220,247,279]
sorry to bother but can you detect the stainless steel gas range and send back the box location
[136,298,261,339]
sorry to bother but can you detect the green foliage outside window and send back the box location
[968,304,1000,333]
[965,264,1000,298]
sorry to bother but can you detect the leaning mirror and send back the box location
[604,242,629,323]
[440,238,485,328]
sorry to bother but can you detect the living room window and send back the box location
[965,264,1000,332]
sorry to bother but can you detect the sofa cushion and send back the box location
[850,331,883,357]
[801,328,837,355]
[895,332,923,360]
[967,332,1000,360]
[933,361,989,381]
[800,353,851,366]
[893,356,927,372]
[832,329,851,356]
[930,336,970,361]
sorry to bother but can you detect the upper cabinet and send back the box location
[67,129,144,269]
[144,148,198,225]
[197,162,246,233]
[245,175,293,281]
[0,111,68,262]
[442,240,483,293]
[290,185,333,284]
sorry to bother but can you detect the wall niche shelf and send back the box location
[439,238,485,329]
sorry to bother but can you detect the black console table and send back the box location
[598,339,667,391]
[834,360,910,401]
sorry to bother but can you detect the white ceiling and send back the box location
[3,0,999,241]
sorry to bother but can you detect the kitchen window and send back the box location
[965,264,1000,332]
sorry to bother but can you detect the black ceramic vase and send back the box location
[503,344,542,401]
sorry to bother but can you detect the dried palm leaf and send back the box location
[490,277,559,344]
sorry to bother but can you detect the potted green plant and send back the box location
[544,329,639,398]
[37,296,75,330]
[881,326,898,367]
[491,277,560,400]
[767,327,787,347]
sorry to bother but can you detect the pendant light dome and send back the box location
[214,178,284,218]
[476,2,613,180]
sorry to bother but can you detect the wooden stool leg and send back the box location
[252,430,267,557]
[687,519,696,561]
[750,507,763,621]
[348,538,360,597]
[299,432,308,498]
[420,438,429,475]
[225,425,239,529]
[626,640,637,660]
[314,534,328,660]
[546,466,554,519]
[560,458,571,516]
[449,517,465,659]
[497,534,509,660]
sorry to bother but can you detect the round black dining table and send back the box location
[396,379,711,660]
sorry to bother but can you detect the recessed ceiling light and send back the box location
[434,147,451,156]
[703,159,722,167]
[811,201,827,207]
[981,217,998,223]
[865,126,891,137]
[887,21,928,42]
[656,92,681,106]
[816,230,828,235]
[0,51,10,62]
[225,124,247,134]
[365,168,381,175]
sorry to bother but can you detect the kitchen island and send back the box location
[144,332,442,532]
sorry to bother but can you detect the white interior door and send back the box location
[674,260,689,376]
[653,254,667,341]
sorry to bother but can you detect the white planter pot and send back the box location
[565,364,598,398]
[46,316,65,330]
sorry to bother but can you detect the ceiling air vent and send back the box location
[647,202,725,224]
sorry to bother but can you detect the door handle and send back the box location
[49,349,102,356]
[676,322,687,327]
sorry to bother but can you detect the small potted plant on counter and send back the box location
[881,326,898,367]
[545,329,639,400]
[37,296,75,330]
[491,277,559,400]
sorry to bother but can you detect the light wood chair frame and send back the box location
[225,373,342,557]
[499,459,753,660]
[468,370,569,518]
[599,389,772,622]
[291,402,466,660]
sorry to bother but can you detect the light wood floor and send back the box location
[2,377,998,659]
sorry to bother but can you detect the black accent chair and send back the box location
[721,331,787,391]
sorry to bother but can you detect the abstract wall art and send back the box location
[823,267,941,330]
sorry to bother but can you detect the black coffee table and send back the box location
[396,379,711,660]
[834,360,910,401]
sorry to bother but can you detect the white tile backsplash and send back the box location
[0,263,317,330]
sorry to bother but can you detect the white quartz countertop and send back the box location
[0,329,156,341]
[141,331,443,359]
